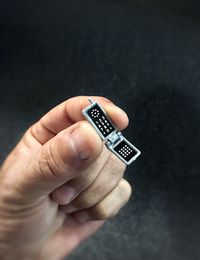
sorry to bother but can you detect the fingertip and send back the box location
[84,96,129,130]
[118,179,132,201]
[66,96,129,131]
[103,103,129,130]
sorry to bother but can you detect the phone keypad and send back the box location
[113,140,138,163]
[82,99,141,165]
[87,104,115,138]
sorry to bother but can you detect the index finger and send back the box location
[29,96,129,144]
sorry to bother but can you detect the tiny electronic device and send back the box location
[82,98,141,165]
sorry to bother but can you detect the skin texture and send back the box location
[0,96,132,260]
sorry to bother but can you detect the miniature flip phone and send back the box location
[81,98,141,166]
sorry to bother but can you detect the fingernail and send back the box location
[61,186,77,204]
[75,211,90,223]
[61,204,77,214]
[71,127,91,160]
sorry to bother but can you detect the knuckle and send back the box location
[46,143,60,177]
[68,172,96,193]
[38,143,61,180]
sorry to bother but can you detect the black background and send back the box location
[0,0,200,259]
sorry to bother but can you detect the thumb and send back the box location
[21,121,103,200]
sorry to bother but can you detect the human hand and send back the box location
[0,96,132,260]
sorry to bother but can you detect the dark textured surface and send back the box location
[0,0,200,259]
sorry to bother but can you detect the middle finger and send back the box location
[60,154,126,213]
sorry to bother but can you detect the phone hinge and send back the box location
[106,131,122,146]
